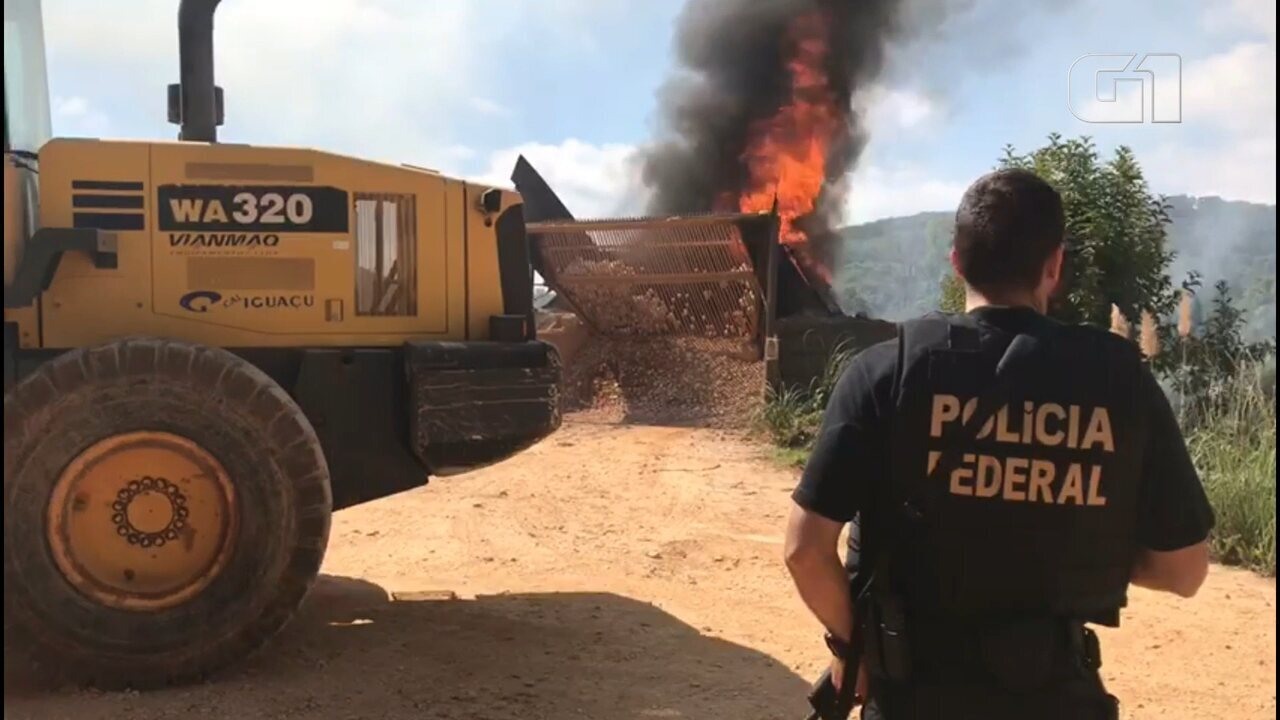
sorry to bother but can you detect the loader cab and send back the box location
[3,0,53,154]
[4,0,53,291]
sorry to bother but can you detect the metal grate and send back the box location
[527,215,767,341]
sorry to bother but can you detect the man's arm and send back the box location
[1130,365,1214,598]
[1131,542,1210,598]
[785,342,896,699]
[784,503,854,642]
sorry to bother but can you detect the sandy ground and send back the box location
[4,419,1276,720]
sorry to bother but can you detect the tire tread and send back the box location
[3,337,332,689]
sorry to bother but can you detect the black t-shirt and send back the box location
[792,306,1215,553]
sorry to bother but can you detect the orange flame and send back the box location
[735,10,841,250]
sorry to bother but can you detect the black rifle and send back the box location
[802,607,865,719]
[803,565,874,720]
[803,665,857,720]
[799,331,1046,720]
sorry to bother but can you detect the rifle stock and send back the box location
[803,594,866,720]
[803,662,858,720]
[802,539,880,720]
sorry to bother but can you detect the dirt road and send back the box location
[5,420,1276,719]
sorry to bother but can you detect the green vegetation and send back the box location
[772,446,813,470]
[939,272,965,314]
[830,213,955,319]
[1158,279,1276,574]
[832,144,1275,342]
[1155,278,1276,417]
[761,383,825,451]
[760,347,849,461]
[767,135,1277,575]
[1000,136,1178,327]
[1181,358,1276,574]
[760,342,856,453]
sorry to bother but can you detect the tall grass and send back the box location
[759,343,856,454]
[1181,360,1276,575]
[762,348,1278,575]
[761,384,825,451]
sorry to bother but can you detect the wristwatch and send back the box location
[824,631,854,660]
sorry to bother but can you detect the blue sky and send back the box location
[40,0,1276,222]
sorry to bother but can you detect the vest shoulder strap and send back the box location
[897,313,979,353]
[893,313,980,405]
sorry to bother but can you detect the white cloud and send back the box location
[1181,41,1275,135]
[859,86,939,132]
[843,164,967,223]
[1146,131,1276,203]
[51,94,111,136]
[1145,38,1276,203]
[1202,0,1277,40]
[468,96,513,119]
[473,139,645,219]
[42,0,480,159]
[40,0,626,166]
[52,96,87,116]
[441,144,477,162]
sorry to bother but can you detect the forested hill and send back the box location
[829,196,1277,340]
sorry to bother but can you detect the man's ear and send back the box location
[1039,244,1067,306]
[949,247,963,277]
[1046,244,1065,285]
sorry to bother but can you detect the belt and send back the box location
[867,683,1120,720]
[872,619,1114,720]
[904,617,1101,686]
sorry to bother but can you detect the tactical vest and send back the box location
[883,311,1145,625]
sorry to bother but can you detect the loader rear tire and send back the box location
[3,338,332,688]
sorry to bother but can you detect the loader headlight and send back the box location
[478,187,503,215]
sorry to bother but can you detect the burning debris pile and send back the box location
[527,213,771,340]
[524,0,915,425]
[642,0,904,265]
[530,216,772,427]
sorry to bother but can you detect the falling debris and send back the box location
[561,336,765,427]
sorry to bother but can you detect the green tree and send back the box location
[1157,279,1277,423]
[939,272,965,313]
[1000,135,1177,326]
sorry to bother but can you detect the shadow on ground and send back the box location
[5,574,811,720]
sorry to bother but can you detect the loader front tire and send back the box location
[3,338,332,688]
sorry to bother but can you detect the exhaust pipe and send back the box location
[171,0,223,142]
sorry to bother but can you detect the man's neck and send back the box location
[964,289,1046,314]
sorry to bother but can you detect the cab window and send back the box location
[3,0,53,152]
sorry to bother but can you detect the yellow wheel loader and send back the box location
[3,0,560,687]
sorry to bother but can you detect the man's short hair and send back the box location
[953,168,1065,294]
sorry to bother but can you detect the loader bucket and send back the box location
[513,155,843,358]
[525,214,775,343]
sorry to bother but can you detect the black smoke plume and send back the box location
[641,0,904,235]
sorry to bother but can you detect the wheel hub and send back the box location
[47,432,238,611]
[114,476,189,545]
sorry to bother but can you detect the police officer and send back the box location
[784,168,1214,719]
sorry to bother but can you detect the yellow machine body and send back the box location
[2,0,560,689]
[8,138,518,350]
